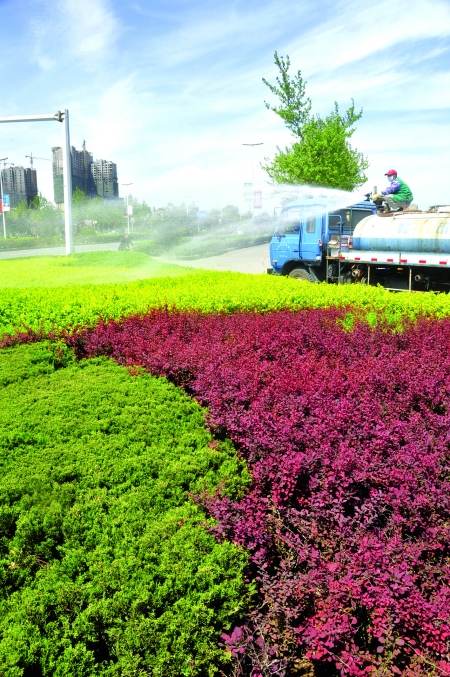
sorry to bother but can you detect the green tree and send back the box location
[262,52,312,138]
[72,186,88,206]
[262,52,368,190]
[221,205,240,223]
[28,193,60,237]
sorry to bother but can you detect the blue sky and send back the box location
[0,0,449,211]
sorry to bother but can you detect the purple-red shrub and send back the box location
[68,309,450,676]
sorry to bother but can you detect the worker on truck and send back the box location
[372,169,413,213]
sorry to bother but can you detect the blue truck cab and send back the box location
[268,199,376,281]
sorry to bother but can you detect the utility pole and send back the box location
[0,158,7,239]
[183,195,192,216]
[82,140,88,196]
[122,183,133,233]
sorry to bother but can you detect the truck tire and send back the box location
[288,268,312,281]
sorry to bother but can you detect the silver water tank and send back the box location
[352,212,450,253]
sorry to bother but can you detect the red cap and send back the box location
[385,169,397,176]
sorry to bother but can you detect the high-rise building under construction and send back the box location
[90,160,119,199]
[52,145,95,205]
[1,166,38,208]
[52,145,119,204]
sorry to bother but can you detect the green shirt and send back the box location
[392,177,413,203]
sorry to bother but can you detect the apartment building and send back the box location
[52,146,119,203]
[1,166,37,208]
[52,145,95,205]
[90,160,119,198]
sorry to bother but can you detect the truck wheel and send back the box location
[288,268,312,281]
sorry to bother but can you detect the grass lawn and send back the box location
[0,251,197,287]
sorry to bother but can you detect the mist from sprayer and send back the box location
[268,183,363,213]
[159,214,273,260]
[160,183,365,261]
[1,182,366,274]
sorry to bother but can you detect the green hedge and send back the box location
[0,343,251,676]
[4,269,450,339]
[0,236,64,251]
[0,234,154,251]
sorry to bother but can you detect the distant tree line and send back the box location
[2,189,259,242]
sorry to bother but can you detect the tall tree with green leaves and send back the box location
[262,52,369,190]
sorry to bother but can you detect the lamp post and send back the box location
[242,143,263,215]
[0,158,7,239]
[183,195,192,216]
[122,183,133,233]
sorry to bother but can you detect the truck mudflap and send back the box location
[339,251,450,268]
[266,267,274,275]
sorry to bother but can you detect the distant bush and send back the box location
[0,342,251,676]
[79,227,98,236]
[0,236,64,251]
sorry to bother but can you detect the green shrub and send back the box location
[3,270,450,340]
[0,343,251,676]
[0,236,64,251]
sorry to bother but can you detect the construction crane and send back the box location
[25,152,51,169]
[25,153,51,197]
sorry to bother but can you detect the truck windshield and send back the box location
[275,206,318,236]
[276,207,302,236]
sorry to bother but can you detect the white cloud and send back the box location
[285,0,450,78]
[73,77,152,159]
[31,0,119,69]
[138,0,318,72]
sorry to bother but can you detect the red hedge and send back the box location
[68,309,450,676]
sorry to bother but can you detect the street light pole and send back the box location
[183,195,192,216]
[122,183,133,233]
[243,143,263,215]
[61,109,73,253]
[0,158,7,239]
[0,111,74,254]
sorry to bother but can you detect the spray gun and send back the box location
[364,187,380,202]
[364,186,386,212]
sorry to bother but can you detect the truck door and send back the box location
[299,207,322,261]
[270,207,302,269]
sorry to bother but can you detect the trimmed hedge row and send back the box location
[0,342,251,677]
[69,308,450,677]
[4,267,450,339]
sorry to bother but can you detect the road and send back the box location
[0,242,272,275]
[156,244,271,275]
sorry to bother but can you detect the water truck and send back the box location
[267,199,450,292]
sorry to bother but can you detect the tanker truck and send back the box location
[267,199,450,292]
